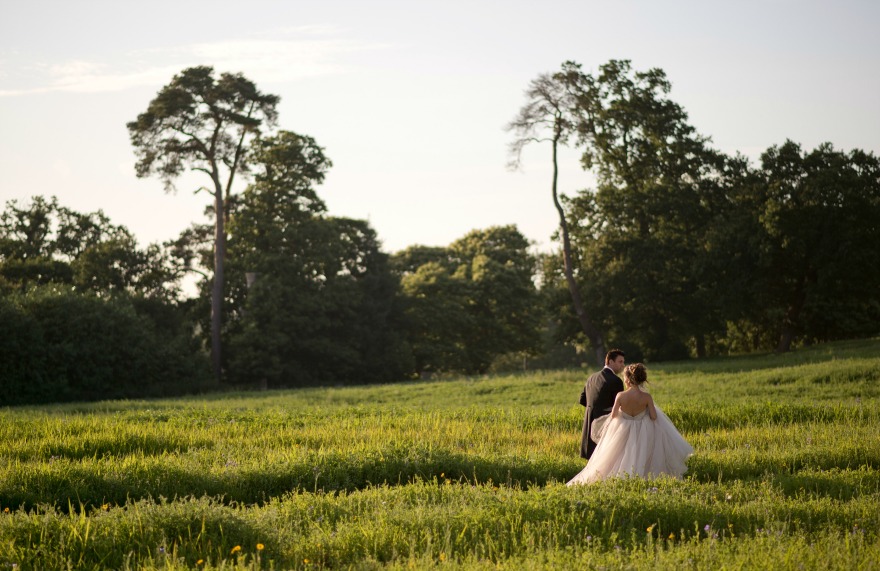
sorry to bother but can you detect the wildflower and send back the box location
[586,535,592,542]
[726,494,732,501]
[304,559,310,564]
[197,560,204,566]
[439,552,447,562]
[230,545,241,554]
[646,524,656,533]
[704,524,711,532]
[256,543,265,551]
[3,508,8,513]
[668,533,675,540]
[101,503,110,511]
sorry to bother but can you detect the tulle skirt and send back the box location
[567,407,693,485]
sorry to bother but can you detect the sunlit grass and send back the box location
[1,337,879,569]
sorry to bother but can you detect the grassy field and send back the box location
[1,338,879,570]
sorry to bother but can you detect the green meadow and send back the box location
[1,339,879,570]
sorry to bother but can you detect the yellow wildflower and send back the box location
[439,552,447,562]
[196,560,204,566]
[646,524,656,533]
[668,533,675,540]
[256,543,265,551]
[230,545,241,554]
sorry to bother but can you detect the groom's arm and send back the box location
[581,373,600,410]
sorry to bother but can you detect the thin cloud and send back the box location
[0,32,389,97]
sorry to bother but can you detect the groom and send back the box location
[579,349,626,459]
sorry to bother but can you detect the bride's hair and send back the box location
[624,363,648,386]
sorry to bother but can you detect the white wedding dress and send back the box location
[567,406,693,485]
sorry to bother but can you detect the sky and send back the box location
[1,0,878,256]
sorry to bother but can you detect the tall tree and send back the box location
[507,68,607,366]
[557,60,726,359]
[395,226,542,374]
[449,226,543,371]
[755,141,880,352]
[224,131,412,386]
[127,66,279,382]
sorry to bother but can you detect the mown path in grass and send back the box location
[1,338,879,569]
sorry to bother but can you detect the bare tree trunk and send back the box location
[776,303,801,353]
[244,272,268,391]
[551,131,606,366]
[211,182,225,384]
[695,334,706,358]
[776,325,794,353]
[776,275,807,353]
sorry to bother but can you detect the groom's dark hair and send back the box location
[605,349,625,364]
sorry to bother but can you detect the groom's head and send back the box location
[605,349,626,374]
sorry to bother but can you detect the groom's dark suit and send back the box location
[579,366,624,459]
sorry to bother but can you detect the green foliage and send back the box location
[0,338,878,569]
[127,65,283,384]
[0,287,212,406]
[126,66,279,193]
[539,60,880,360]
[749,141,880,351]
[546,60,727,360]
[0,195,211,405]
[395,226,543,375]
[0,196,178,298]
[223,131,412,387]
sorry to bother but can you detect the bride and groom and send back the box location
[568,349,693,485]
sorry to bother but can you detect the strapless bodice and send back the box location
[619,409,649,420]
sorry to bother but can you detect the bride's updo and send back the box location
[624,363,648,386]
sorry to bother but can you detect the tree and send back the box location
[448,226,543,371]
[395,226,542,374]
[0,196,211,405]
[127,66,280,383]
[223,132,412,386]
[507,66,607,366]
[399,261,474,374]
[554,60,727,360]
[0,287,211,406]
[753,141,880,351]
[0,196,178,298]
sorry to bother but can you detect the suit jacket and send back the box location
[579,367,624,459]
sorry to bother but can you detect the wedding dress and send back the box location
[567,406,693,485]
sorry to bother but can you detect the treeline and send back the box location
[513,60,880,361]
[0,195,542,404]
[2,60,879,405]
[0,197,210,404]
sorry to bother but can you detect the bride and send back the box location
[567,363,693,485]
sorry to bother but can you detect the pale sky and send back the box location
[1,0,878,256]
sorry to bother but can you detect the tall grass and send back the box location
[1,338,879,569]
